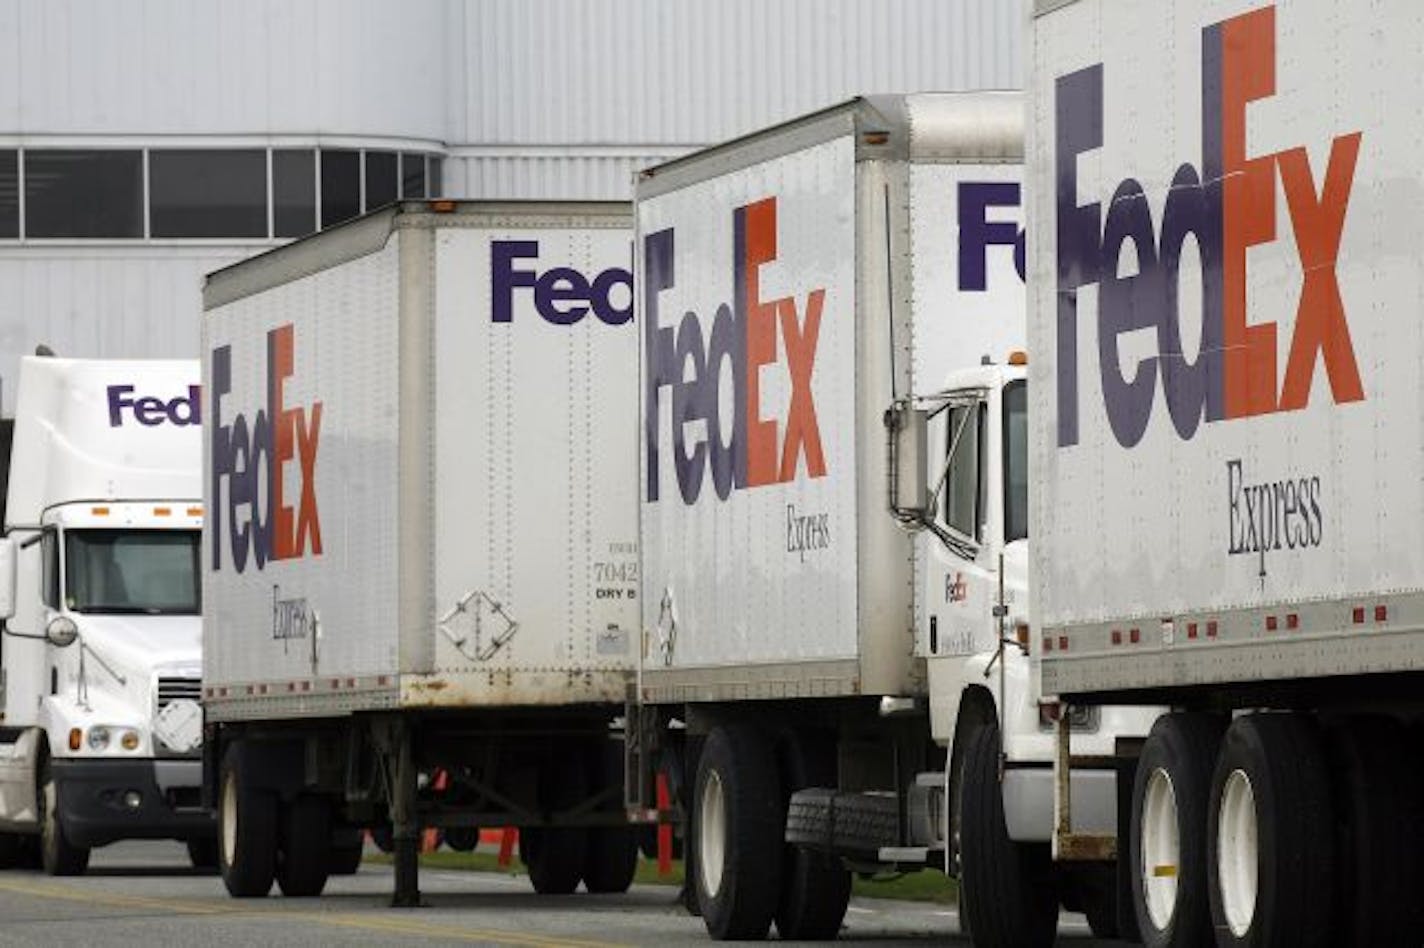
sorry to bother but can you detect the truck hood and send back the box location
[70,614,201,676]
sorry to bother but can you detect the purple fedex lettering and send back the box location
[491,240,632,326]
[107,384,200,427]
[1054,4,1364,449]
[958,182,1026,291]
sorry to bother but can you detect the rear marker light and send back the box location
[1187,623,1199,640]
[1129,628,1140,644]
[1042,636,1054,653]
[1207,621,1218,638]
[1057,635,1069,652]
[1266,616,1278,631]
[1286,614,1299,631]
[153,507,171,516]
[1111,629,1122,646]
[1376,605,1389,623]
[1353,607,1366,624]
[91,506,109,516]
[68,728,81,751]
[187,507,203,517]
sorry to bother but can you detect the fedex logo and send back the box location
[644,197,825,505]
[1056,4,1364,449]
[209,324,323,574]
[107,385,200,428]
[958,181,1025,291]
[491,240,632,325]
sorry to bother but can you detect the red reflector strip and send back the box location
[1266,616,1278,631]
[1376,605,1388,623]
[1129,628,1140,644]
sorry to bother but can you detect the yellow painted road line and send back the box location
[0,877,625,948]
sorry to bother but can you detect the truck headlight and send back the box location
[87,726,111,751]
[120,731,140,751]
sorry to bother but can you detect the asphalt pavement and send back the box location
[0,841,1119,946]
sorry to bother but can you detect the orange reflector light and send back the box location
[91,506,110,516]
[429,199,457,213]
[862,131,890,145]
[68,728,81,751]
[1007,350,1029,366]
[187,507,203,517]
[1153,864,1178,878]
[153,507,171,516]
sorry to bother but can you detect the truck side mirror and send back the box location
[887,403,929,518]
[0,537,15,621]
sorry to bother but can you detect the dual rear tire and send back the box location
[690,724,851,941]
[1131,711,1423,947]
[218,744,332,898]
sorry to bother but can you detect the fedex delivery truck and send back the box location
[1030,1,1424,945]
[0,356,212,876]
[201,201,641,903]
[626,93,1157,942]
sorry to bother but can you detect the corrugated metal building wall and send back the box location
[0,0,1021,404]
[449,0,1022,198]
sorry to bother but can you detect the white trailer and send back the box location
[1030,1,1424,945]
[627,93,1156,942]
[0,356,211,876]
[201,200,641,903]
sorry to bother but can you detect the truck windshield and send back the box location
[64,529,200,615]
[1003,380,1028,543]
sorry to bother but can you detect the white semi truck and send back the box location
[201,201,642,903]
[0,355,212,876]
[1029,1,1424,945]
[625,93,1157,942]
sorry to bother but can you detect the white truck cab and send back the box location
[0,356,211,875]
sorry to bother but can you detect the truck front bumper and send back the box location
[52,758,213,848]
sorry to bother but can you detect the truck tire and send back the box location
[0,831,21,869]
[582,827,638,893]
[693,724,783,940]
[1323,716,1424,944]
[784,788,899,857]
[1208,713,1333,947]
[328,826,364,875]
[444,826,480,853]
[276,795,331,897]
[218,743,278,897]
[1131,712,1225,948]
[39,757,89,876]
[524,750,589,895]
[187,836,219,870]
[775,732,851,940]
[958,722,1056,948]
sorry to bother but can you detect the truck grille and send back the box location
[157,676,202,710]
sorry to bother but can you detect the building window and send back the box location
[365,151,397,211]
[400,153,426,199]
[25,150,143,238]
[320,149,360,229]
[273,149,316,238]
[150,149,267,238]
[0,151,16,238]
